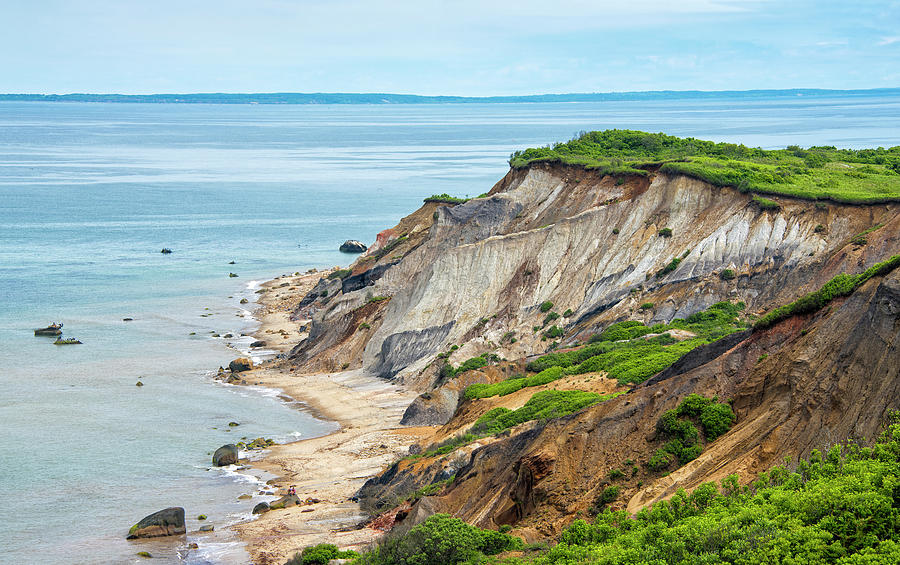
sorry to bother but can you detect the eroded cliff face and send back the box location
[284,161,900,542]
[290,163,896,387]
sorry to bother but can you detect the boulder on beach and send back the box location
[212,444,239,466]
[250,340,266,348]
[126,507,185,539]
[228,358,253,373]
[268,494,300,510]
[252,501,270,514]
[339,240,367,253]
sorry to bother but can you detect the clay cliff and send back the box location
[285,160,900,541]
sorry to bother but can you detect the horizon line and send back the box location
[1,87,899,104]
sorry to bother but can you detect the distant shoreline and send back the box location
[1,87,898,105]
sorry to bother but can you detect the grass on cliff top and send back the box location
[509,129,900,204]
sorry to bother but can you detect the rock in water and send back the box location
[212,444,239,466]
[126,507,185,539]
[250,340,266,348]
[339,240,367,253]
[228,358,253,373]
[252,501,270,514]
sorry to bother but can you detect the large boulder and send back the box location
[212,444,239,466]
[267,494,300,510]
[339,240,367,253]
[252,501,270,514]
[126,507,185,539]
[228,358,253,373]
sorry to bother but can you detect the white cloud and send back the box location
[877,36,900,46]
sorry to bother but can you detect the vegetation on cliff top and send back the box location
[509,130,900,204]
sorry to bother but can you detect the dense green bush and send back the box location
[540,301,554,313]
[286,544,358,565]
[358,513,521,565]
[650,395,735,471]
[720,268,736,280]
[543,311,560,325]
[543,325,564,339]
[531,415,900,564]
[658,228,673,237]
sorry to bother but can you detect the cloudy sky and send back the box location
[3,0,898,95]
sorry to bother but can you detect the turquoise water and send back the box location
[1,95,899,564]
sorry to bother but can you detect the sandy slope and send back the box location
[226,272,431,565]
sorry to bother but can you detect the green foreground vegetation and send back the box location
[295,414,900,564]
[509,130,900,204]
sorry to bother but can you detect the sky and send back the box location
[2,0,898,95]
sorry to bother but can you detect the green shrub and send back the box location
[658,228,673,237]
[656,257,681,277]
[720,268,736,280]
[598,485,620,506]
[814,224,826,233]
[544,325,564,339]
[752,195,781,210]
[328,269,352,280]
[358,322,371,330]
[700,403,736,440]
[367,295,390,303]
[563,309,574,317]
[543,311,560,325]
[424,193,468,204]
[287,543,358,565]
[360,513,521,565]
[639,302,654,310]
[608,469,625,480]
[612,228,620,235]
[540,301,554,313]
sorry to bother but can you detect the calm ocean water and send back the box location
[1,95,899,564]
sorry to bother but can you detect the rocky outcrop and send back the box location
[268,494,300,510]
[340,240,368,253]
[228,358,253,373]
[252,502,270,514]
[212,444,239,466]
[126,507,185,539]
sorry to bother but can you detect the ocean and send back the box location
[1,94,899,564]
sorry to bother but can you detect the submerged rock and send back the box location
[212,444,239,466]
[198,524,214,532]
[339,240,367,253]
[126,507,185,539]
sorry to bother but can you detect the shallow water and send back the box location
[1,95,898,564]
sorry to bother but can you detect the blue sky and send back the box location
[2,0,898,95]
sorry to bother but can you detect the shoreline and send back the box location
[223,270,432,565]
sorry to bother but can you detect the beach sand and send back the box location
[227,272,432,565]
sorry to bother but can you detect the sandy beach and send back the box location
[227,271,432,565]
